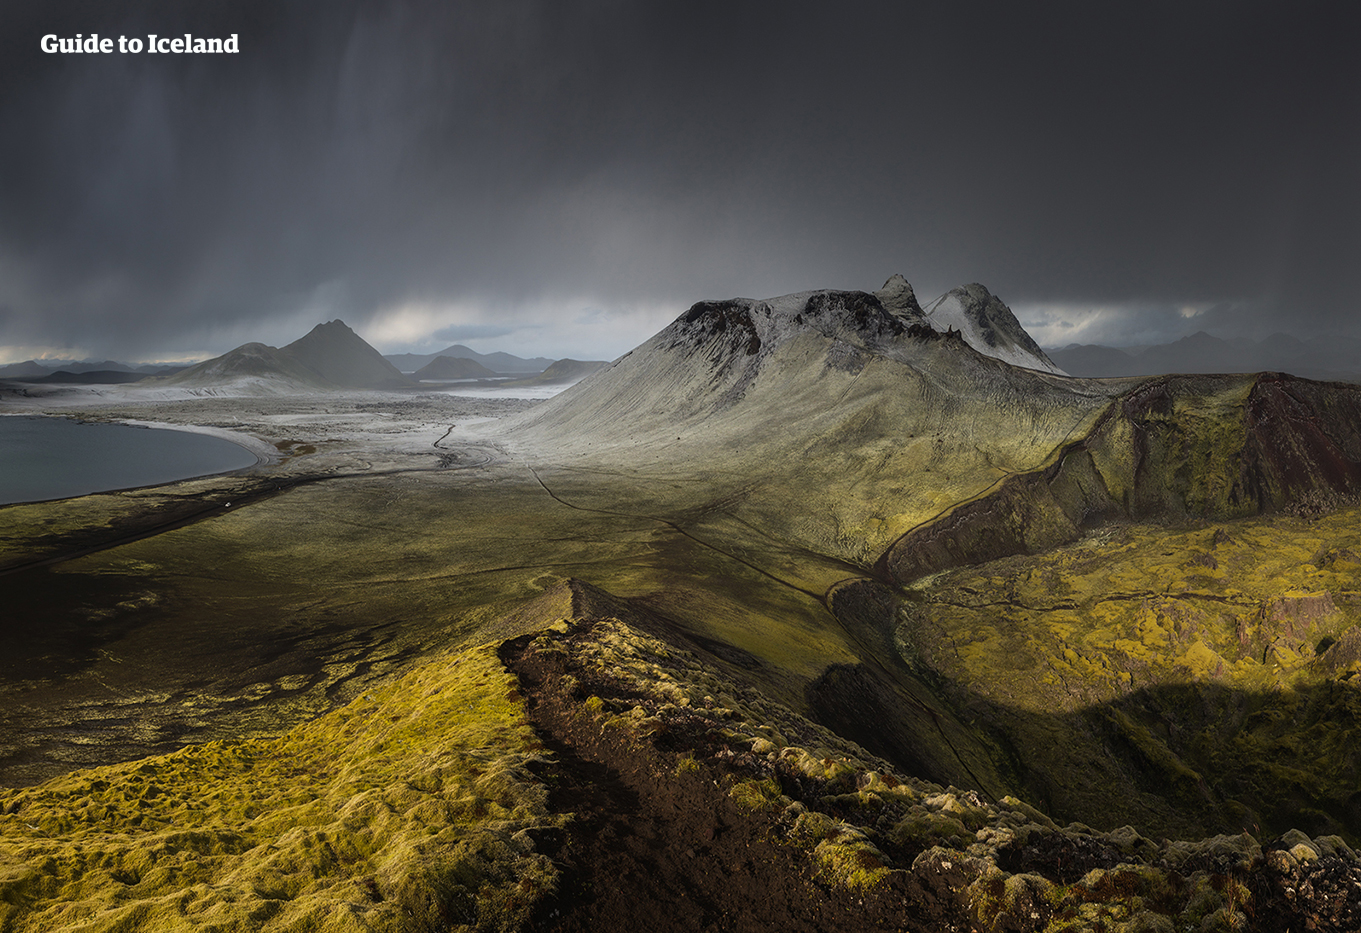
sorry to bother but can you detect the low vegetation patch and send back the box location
[906,505,1361,838]
[0,643,559,932]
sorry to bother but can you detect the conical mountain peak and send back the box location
[281,319,409,389]
[157,319,410,392]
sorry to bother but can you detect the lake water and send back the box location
[0,416,260,505]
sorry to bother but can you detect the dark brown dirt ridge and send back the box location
[496,596,1361,933]
[500,621,966,933]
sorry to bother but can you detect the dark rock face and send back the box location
[1251,843,1361,933]
[673,290,909,359]
[802,290,906,343]
[873,273,927,323]
[1243,374,1361,507]
[676,299,764,356]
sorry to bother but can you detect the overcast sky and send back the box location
[1,1,1357,363]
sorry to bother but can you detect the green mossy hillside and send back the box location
[904,505,1361,840]
[886,373,1361,585]
[0,643,558,932]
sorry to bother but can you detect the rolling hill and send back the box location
[412,355,499,380]
[385,344,553,374]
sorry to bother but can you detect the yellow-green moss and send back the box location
[0,643,557,932]
[728,778,783,811]
[812,832,892,890]
[909,505,1361,835]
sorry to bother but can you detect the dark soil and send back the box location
[500,626,970,933]
[1247,842,1361,933]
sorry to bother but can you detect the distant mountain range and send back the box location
[0,321,596,395]
[2,338,560,387]
[0,359,185,380]
[384,345,553,374]
[501,358,609,387]
[11,312,1357,393]
[148,320,410,392]
[1047,331,1361,382]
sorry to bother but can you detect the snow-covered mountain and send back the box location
[504,279,1083,460]
[923,284,1065,375]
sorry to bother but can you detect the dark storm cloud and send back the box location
[0,1,1357,359]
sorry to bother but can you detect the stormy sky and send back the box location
[1,1,1357,363]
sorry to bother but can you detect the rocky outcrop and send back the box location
[873,273,927,323]
[500,601,1361,933]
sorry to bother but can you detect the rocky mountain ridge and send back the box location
[644,276,1063,377]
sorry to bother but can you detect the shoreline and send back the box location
[112,417,279,466]
[0,415,276,508]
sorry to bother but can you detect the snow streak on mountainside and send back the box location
[924,283,1066,374]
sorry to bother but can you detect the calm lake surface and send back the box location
[0,417,259,505]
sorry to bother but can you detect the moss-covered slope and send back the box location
[897,505,1361,842]
[498,598,1361,933]
[0,642,557,932]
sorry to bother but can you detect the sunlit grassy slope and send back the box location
[0,641,556,932]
